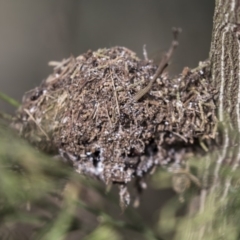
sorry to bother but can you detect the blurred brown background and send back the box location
[0,0,214,114]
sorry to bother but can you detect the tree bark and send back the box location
[210,0,240,128]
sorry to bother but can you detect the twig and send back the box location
[143,44,148,60]
[24,109,50,140]
[111,73,120,115]
[48,58,71,69]
[133,28,181,101]
[171,131,187,143]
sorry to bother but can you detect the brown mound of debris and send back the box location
[13,46,217,207]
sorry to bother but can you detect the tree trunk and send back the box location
[210,0,240,128]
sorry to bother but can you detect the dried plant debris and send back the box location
[13,46,218,208]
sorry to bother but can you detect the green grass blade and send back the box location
[0,91,20,108]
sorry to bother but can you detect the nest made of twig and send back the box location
[14,46,217,208]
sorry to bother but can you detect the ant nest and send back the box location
[14,46,217,208]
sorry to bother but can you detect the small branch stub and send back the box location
[134,28,181,101]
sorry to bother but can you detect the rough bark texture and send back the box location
[210,0,240,126]
[207,0,240,176]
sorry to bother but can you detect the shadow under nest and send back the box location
[13,46,218,208]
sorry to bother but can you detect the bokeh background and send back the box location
[0,0,214,114]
